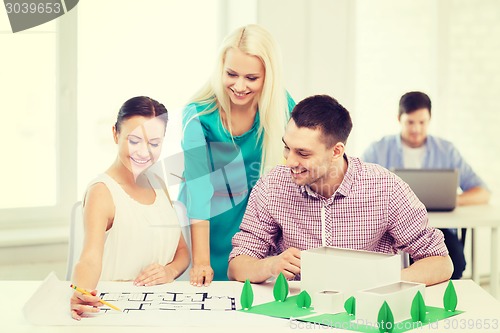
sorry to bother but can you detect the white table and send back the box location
[428,204,500,298]
[2,279,500,332]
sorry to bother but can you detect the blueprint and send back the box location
[22,272,273,326]
[99,290,236,312]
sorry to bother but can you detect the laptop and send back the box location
[393,169,459,212]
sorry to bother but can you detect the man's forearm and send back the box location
[457,187,491,206]
[401,255,453,286]
[228,255,274,283]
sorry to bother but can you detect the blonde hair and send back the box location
[186,24,288,175]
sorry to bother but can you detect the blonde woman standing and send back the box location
[179,24,295,285]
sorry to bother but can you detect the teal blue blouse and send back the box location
[178,94,295,280]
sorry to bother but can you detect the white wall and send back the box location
[352,0,439,154]
[258,0,356,108]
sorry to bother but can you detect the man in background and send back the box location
[362,91,490,279]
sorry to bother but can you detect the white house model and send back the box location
[356,281,425,324]
[300,246,425,325]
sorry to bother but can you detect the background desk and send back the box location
[2,279,500,332]
[428,205,500,298]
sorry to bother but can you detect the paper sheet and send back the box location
[22,272,281,327]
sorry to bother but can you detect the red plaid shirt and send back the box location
[230,156,448,263]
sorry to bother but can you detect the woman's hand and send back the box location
[190,263,214,287]
[189,219,213,286]
[134,263,177,286]
[70,289,102,320]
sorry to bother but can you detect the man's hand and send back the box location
[267,247,301,280]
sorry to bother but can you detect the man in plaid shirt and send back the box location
[228,95,452,286]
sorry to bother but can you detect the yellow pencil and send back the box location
[70,284,121,312]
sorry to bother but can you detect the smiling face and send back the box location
[399,108,431,148]
[222,47,265,109]
[283,119,344,196]
[113,115,165,179]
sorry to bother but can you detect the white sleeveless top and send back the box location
[85,172,181,281]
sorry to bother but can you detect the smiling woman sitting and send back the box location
[69,96,190,320]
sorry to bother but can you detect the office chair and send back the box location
[65,200,192,281]
[460,228,467,247]
[66,201,84,281]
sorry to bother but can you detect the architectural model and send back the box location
[240,246,462,333]
[301,246,401,299]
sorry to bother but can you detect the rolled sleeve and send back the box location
[388,178,449,261]
[229,176,280,261]
[450,146,488,191]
